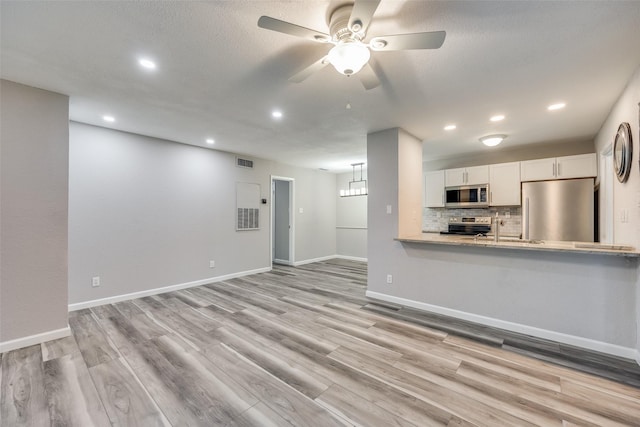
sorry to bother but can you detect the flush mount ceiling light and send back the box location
[480,134,507,147]
[340,162,368,197]
[272,110,283,119]
[327,40,371,76]
[138,58,156,70]
[444,124,457,131]
[102,115,115,123]
[490,114,505,122]
[548,102,566,111]
[206,138,215,145]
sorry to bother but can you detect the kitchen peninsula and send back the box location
[399,232,639,257]
[367,127,640,364]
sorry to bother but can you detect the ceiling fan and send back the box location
[257,0,446,90]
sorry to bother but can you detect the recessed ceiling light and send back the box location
[102,115,115,123]
[138,58,156,70]
[548,102,566,111]
[444,124,456,131]
[490,114,505,122]
[206,138,215,145]
[272,110,283,119]
[480,134,507,147]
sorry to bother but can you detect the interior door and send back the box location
[272,178,292,264]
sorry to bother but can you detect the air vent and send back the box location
[236,157,254,169]
[237,208,259,230]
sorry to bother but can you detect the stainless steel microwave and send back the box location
[445,185,489,208]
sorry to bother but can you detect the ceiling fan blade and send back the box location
[349,0,382,34]
[357,63,381,90]
[289,56,330,83]
[370,31,446,51]
[258,16,331,43]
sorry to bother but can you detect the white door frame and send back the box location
[270,175,295,265]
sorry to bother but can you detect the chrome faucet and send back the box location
[494,215,504,242]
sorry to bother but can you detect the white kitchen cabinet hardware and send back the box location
[520,153,597,182]
[444,165,488,186]
[424,170,445,207]
[489,161,521,206]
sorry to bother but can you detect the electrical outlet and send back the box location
[92,276,100,287]
[209,260,215,268]
[386,274,393,284]
[505,210,511,218]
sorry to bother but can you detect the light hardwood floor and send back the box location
[2,259,639,426]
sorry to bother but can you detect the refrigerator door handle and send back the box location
[523,197,530,240]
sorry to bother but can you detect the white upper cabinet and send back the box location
[489,162,521,206]
[424,170,445,207]
[445,165,489,187]
[520,153,597,182]
[556,153,597,179]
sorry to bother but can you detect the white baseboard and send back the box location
[335,255,368,262]
[0,326,71,353]
[292,255,338,266]
[366,291,638,361]
[292,255,368,266]
[69,266,272,311]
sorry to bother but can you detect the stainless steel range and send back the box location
[440,217,492,236]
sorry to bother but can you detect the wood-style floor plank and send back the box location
[89,357,170,426]
[2,259,639,426]
[0,345,49,426]
[42,351,112,427]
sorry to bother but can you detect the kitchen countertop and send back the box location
[397,232,640,257]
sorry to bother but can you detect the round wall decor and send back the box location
[613,122,632,183]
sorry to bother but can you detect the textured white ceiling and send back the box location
[2,1,640,172]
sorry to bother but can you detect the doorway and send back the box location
[271,176,294,265]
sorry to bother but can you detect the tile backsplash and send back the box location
[423,207,522,237]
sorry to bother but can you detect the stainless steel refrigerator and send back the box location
[522,178,594,242]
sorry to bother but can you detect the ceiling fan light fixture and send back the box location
[327,41,370,76]
[480,134,507,147]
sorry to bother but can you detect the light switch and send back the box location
[299,208,304,214]
[386,205,392,214]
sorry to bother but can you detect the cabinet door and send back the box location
[520,157,556,181]
[489,162,521,206]
[424,170,445,207]
[556,153,597,179]
[465,165,489,185]
[444,168,466,187]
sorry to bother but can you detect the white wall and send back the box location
[336,171,367,260]
[368,126,638,359]
[0,80,70,350]
[593,64,640,359]
[69,122,336,306]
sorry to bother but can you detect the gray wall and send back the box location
[0,80,69,346]
[269,163,336,264]
[336,170,367,259]
[367,125,638,357]
[68,122,337,305]
[592,64,640,358]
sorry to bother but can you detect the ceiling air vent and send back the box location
[236,157,254,169]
